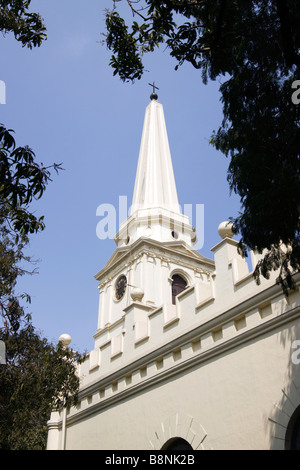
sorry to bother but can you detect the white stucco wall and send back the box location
[58,312,300,450]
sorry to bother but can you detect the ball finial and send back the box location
[218,221,234,239]
[59,333,71,347]
[131,287,144,302]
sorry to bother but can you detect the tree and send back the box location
[0,124,62,331]
[0,0,47,48]
[0,6,84,449]
[0,326,85,450]
[104,0,300,293]
[0,125,86,450]
[0,0,48,329]
[0,0,49,328]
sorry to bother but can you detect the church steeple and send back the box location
[115,92,197,248]
[131,93,181,215]
[95,93,211,336]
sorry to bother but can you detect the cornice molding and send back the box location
[95,237,214,283]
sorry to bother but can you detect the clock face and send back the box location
[115,275,127,300]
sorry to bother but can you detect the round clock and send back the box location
[115,275,127,300]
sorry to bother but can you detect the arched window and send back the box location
[171,274,187,305]
[286,405,300,450]
[161,437,193,450]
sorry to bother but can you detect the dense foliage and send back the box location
[0,125,86,450]
[0,125,62,331]
[0,3,84,449]
[104,0,300,292]
[0,327,84,450]
[0,0,47,48]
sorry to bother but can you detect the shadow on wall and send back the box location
[267,291,300,450]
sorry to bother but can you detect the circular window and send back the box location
[171,230,178,239]
[115,275,127,301]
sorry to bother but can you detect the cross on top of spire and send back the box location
[148,81,159,100]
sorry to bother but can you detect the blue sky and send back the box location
[1,0,242,353]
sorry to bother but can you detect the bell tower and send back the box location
[116,90,196,249]
[93,90,214,350]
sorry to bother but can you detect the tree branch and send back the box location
[126,0,150,22]
[275,0,300,69]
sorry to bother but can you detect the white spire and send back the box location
[131,98,180,215]
[116,95,197,248]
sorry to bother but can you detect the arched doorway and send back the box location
[171,275,187,304]
[161,437,193,450]
[286,405,300,450]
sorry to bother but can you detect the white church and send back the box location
[47,91,300,450]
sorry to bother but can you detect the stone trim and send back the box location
[149,413,209,450]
